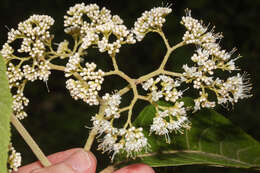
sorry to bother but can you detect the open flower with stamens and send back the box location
[92,114,149,160]
[150,102,190,143]
[216,73,252,105]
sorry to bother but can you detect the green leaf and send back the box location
[0,55,12,173]
[130,98,260,170]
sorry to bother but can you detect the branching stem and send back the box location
[49,30,185,152]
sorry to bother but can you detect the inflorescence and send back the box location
[1,3,252,166]
[7,143,22,173]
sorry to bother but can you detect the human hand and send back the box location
[16,148,155,173]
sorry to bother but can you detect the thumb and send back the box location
[31,149,96,173]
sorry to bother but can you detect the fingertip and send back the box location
[63,149,97,173]
[114,163,155,173]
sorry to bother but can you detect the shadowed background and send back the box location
[0,0,260,172]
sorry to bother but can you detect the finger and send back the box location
[30,149,97,173]
[114,164,155,173]
[17,148,82,173]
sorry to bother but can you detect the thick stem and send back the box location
[111,55,119,71]
[84,128,97,151]
[84,102,106,151]
[159,41,185,70]
[156,30,171,50]
[99,166,116,173]
[11,115,51,167]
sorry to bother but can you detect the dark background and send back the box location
[1,0,260,172]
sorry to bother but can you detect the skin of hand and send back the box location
[16,148,155,173]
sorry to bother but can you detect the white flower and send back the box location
[217,73,252,104]
[98,133,117,152]
[150,117,169,135]
[102,93,121,118]
[150,102,190,142]
[64,3,135,55]
[133,7,172,41]
[8,144,22,173]
[124,127,148,157]
[6,63,23,87]
[142,78,154,91]
[1,43,14,60]
[181,9,207,44]
[143,75,184,104]
[151,90,163,101]
[95,122,149,160]
[194,92,215,111]
[65,53,81,76]
[12,90,29,120]
[65,61,104,105]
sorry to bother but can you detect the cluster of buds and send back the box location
[8,143,22,173]
[102,93,121,119]
[65,53,104,105]
[133,7,172,41]
[142,75,183,103]
[1,15,54,119]
[64,3,135,55]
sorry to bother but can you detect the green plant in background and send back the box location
[0,3,258,172]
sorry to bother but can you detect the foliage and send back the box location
[129,99,260,170]
[0,55,13,173]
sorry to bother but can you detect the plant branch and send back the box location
[84,101,106,151]
[111,55,119,70]
[99,165,116,173]
[156,30,171,50]
[11,115,51,167]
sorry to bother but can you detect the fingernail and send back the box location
[64,149,95,173]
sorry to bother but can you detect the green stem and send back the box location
[84,102,106,151]
[11,115,51,167]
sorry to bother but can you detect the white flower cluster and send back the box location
[1,14,53,82]
[1,15,54,119]
[194,92,216,111]
[142,75,190,142]
[180,10,252,110]
[142,75,183,103]
[23,60,51,82]
[65,54,104,105]
[102,93,121,118]
[90,92,149,159]
[3,15,54,58]
[64,3,136,55]
[5,60,50,119]
[12,90,29,120]
[6,63,23,88]
[216,73,252,104]
[8,143,22,173]
[133,7,172,41]
[92,116,148,160]
[150,102,190,143]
